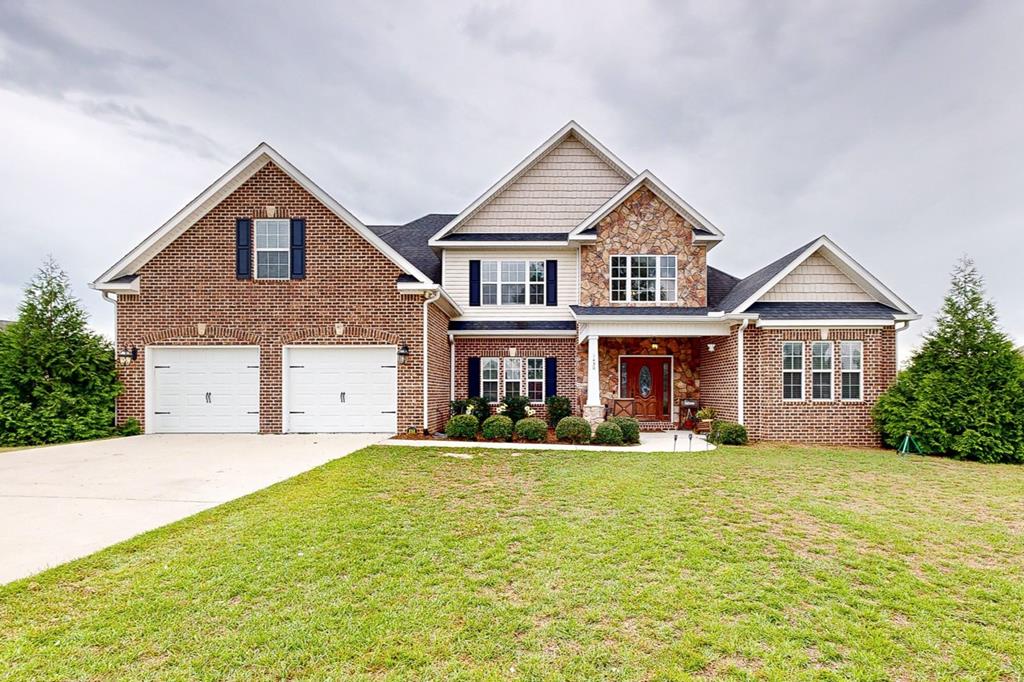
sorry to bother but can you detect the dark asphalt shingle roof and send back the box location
[368,214,455,283]
[448,320,577,331]
[745,302,901,319]
[707,266,741,309]
[438,233,570,242]
[570,305,709,317]
[713,237,820,312]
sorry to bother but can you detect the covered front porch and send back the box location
[572,308,737,429]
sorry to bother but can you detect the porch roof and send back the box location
[570,305,709,317]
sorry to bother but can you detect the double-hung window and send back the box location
[811,341,833,400]
[841,341,863,400]
[481,358,499,402]
[782,342,804,400]
[254,219,290,279]
[526,358,544,401]
[610,255,677,303]
[504,357,522,397]
[481,260,545,305]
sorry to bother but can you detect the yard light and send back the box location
[397,344,410,365]
[117,346,138,366]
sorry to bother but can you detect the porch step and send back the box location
[637,420,676,432]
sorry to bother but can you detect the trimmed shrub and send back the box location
[499,394,531,423]
[709,420,748,445]
[610,416,640,444]
[593,420,624,445]
[514,417,547,442]
[555,416,592,444]
[465,396,491,421]
[117,418,142,437]
[545,395,572,427]
[449,399,468,416]
[445,414,478,440]
[481,414,514,441]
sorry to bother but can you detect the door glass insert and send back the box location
[639,366,653,398]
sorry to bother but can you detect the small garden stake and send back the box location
[898,431,923,456]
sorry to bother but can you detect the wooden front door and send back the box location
[620,357,671,421]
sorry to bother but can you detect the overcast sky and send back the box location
[1,0,1021,361]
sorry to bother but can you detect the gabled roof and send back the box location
[92,143,436,290]
[714,235,918,316]
[428,121,635,245]
[368,214,455,283]
[567,170,725,243]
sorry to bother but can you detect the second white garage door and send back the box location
[284,346,398,433]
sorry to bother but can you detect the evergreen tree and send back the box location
[0,258,122,445]
[874,256,1024,463]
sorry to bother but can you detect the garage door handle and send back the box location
[289,365,304,369]
[247,411,260,415]
[155,411,171,415]
[154,365,170,369]
[381,410,396,414]
[380,365,396,368]
[339,392,345,403]
[205,392,212,404]
[289,411,305,414]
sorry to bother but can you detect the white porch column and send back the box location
[586,335,601,406]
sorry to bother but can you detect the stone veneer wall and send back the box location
[575,337,699,422]
[579,187,707,307]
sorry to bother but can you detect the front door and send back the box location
[620,357,671,420]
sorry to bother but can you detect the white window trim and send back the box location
[609,254,677,304]
[480,260,546,306]
[254,218,291,280]
[503,357,523,397]
[782,341,804,401]
[840,340,864,402]
[811,341,834,402]
[478,356,547,404]
[526,357,545,403]
[480,357,499,402]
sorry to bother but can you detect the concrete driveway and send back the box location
[0,433,386,584]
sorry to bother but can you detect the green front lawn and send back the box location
[2,445,1022,680]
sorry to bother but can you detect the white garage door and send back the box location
[150,347,260,433]
[284,346,397,433]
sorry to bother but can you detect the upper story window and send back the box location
[610,255,677,303]
[482,260,545,305]
[254,219,290,279]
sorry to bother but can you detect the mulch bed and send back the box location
[392,428,565,445]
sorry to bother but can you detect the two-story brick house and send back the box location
[93,122,918,445]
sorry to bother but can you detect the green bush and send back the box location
[117,418,142,437]
[449,399,468,416]
[445,414,478,440]
[481,414,513,441]
[499,394,531,423]
[709,421,748,445]
[514,417,547,442]
[555,416,591,444]
[609,416,640,444]
[544,395,572,427]
[593,420,624,445]
[464,396,491,421]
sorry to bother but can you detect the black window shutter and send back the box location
[290,218,306,280]
[469,260,481,306]
[467,357,481,398]
[235,218,251,280]
[545,357,557,397]
[545,260,558,306]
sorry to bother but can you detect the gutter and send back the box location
[422,289,442,433]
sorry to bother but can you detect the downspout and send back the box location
[422,289,442,433]
[737,318,750,425]
[448,333,456,403]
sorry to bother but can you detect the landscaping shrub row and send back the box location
[445,401,642,446]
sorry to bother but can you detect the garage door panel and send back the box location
[285,347,397,433]
[150,347,259,433]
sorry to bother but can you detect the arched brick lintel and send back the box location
[141,325,262,345]
[281,324,401,345]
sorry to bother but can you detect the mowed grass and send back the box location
[1,445,1023,681]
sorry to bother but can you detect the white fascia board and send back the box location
[732,235,917,316]
[428,120,636,246]
[755,319,897,328]
[89,277,140,294]
[567,170,725,239]
[577,319,734,339]
[449,329,576,338]
[435,240,570,248]
[94,142,433,288]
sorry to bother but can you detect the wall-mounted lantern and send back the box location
[118,346,138,366]
[706,343,716,353]
[397,344,410,365]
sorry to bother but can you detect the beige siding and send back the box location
[762,252,873,302]
[443,248,578,320]
[455,135,628,234]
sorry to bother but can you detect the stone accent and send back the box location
[579,187,707,307]
[574,337,699,423]
[115,161,449,434]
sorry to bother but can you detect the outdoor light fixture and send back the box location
[707,343,716,353]
[397,344,410,365]
[651,342,659,350]
[117,346,138,366]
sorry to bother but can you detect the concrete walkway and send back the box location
[390,429,716,453]
[0,433,386,584]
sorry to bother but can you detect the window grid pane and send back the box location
[841,341,863,399]
[782,342,803,400]
[481,358,499,402]
[482,283,497,305]
[526,358,544,401]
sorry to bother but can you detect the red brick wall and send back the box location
[452,337,578,419]
[115,161,444,434]
[698,328,738,423]
[742,327,896,446]
[425,304,452,433]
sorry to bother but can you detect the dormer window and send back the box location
[610,255,677,303]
